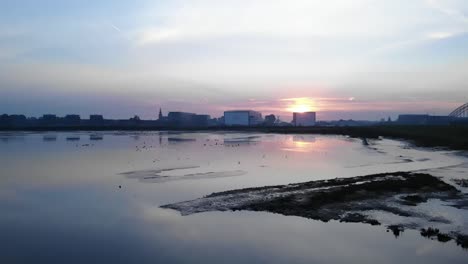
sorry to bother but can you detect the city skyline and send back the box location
[1,0,468,120]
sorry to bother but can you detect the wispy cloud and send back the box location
[136,28,180,45]
[133,0,411,46]
[109,22,122,32]
[427,31,457,39]
[425,0,468,23]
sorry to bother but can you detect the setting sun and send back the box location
[284,97,317,113]
[289,104,312,113]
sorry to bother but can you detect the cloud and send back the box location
[425,0,468,23]
[427,31,457,39]
[136,28,181,45]
[109,22,122,32]
[133,0,421,45]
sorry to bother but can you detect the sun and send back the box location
[289,104,312,113]
[285,97,316,113]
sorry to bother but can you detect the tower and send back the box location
[158,108,163,120]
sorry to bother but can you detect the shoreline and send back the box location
[1,125,468,150]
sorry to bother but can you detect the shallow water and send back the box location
[0,131,467,263]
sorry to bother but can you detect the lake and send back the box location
[0,131,467,263]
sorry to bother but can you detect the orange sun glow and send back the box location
[285,97,317,113]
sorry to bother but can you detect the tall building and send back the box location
[224,110,263,126]
[293,112,316,126]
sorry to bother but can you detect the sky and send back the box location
[0,0,467,121]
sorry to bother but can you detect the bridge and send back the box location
[449,103,468,118]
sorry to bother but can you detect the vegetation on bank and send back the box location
[260,125,468,150]
[1,125,468,150]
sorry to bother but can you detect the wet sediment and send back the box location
[162,171,468,249]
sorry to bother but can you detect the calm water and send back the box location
[0,131,467,263]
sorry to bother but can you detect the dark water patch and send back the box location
[43,135,57,141]
[168,137,196,142]
[0,134,26,142]
[453,179,468,188]
[420,228,455,244]
[387,225,405,237]
[90,134,103,140]
[224,135,261,145]
[456,234,468,248]
[399,194,428,206]
[122,166,200,178]
[416,158,431,162]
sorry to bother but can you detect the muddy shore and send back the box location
[162,171,468,249]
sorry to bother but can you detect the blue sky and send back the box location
[1,0,467,120]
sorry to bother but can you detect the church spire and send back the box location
[158,108,163,120]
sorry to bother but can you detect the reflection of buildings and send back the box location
[43,135,57,141]
[66,136,80,141]
[89,134,103,140]
[293,112,316,126]
[224,110,263,126]
[224,135,260,145]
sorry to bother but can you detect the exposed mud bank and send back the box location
[162,172,468,249]
[121,166,246,183]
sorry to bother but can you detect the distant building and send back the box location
[193,114,211,126]
[0,114,27,127]
[40,114,58,125]
[397,114,456,126]
[224,110,263,126]
[168,112,196,126]
[90,115,104,122]
[42,114,57,121]
[264,114,276,126]
[130,115,141,122]
[0,114,8,126]
[89,115,104,126]
[64,115,81,125]
[397,115,429,125]
[167,112,211,127]
[293,112,316,126]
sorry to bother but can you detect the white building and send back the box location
[293,112,316,126]
[224,110,263,126]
